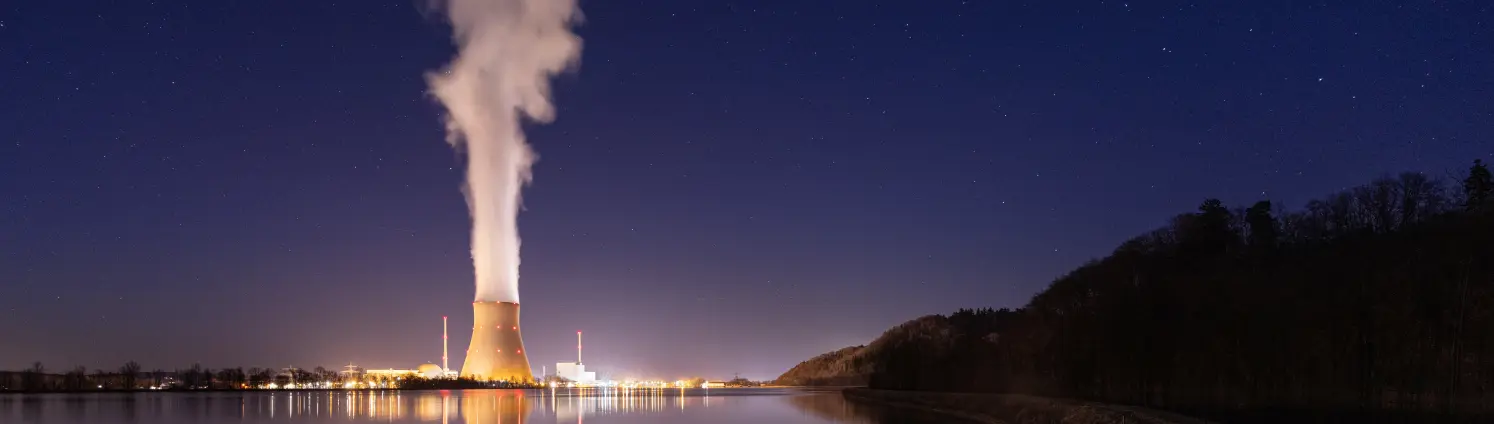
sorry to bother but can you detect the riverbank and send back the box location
[0,384,541,394]
[842,388,1215,424]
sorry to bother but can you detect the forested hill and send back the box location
[773,315,953,386]
[818,160,1494,420]
[773,345,867,386]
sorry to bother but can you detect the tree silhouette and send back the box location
[857,162,1494,421]
[22,362,45,391]
[91,369,108,390]
[64,366,86,391]
[219,368,247,388]
[1244,200,1278,249]
[1181,198,1236,257]
[291,368,314,386]
[119,361,140,390]
[249,368,274,387]
[313,366,334,385]
[181,364,207,388]
[201,367,215,389]
[1466,159,1491,211]
[1397,172,1443,225]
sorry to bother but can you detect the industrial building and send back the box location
[339,316,459,383]
[555,331,597,383]
[555,362,595,383]
[364,368,419,378]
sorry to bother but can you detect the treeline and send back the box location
[866,160,1494,420]
[774,346,870,386]
[0,360,356,392]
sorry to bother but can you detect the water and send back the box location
[0,388,968,424]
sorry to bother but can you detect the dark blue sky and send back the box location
[2,0,1489,380]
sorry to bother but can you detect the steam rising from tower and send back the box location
[424,0,581,380]
[426,0,582,303]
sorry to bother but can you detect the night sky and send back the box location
[2,1,1490,380]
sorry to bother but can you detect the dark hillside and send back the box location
[774,315,954,386]
[848,160,1494,421]
[774,345,868,386]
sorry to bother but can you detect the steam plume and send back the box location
[425,0,582,303]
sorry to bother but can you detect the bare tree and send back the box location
[1397,172,1445,224]
[120,361,140,390]
[64,366,86,391]
[92,369,108,390]
[1465,159,1492,210]
[216,368,246,388]
[22,362,45,391]
[248,368,270,387]
[201,367,215,389]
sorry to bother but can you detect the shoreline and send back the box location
[842,388,1216,424]
[0,386,781,395]
[0,388,542,395]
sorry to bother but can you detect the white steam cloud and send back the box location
[425,0,582,303]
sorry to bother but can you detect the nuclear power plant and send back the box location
[556,331,596,383]
[460,301,534,382]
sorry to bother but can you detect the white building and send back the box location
[364,368,417,378]
[555,362,595,383]
[555,331,597,383]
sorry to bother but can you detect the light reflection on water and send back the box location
[0,388,966,423]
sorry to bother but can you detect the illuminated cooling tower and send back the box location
[461,301,534,382]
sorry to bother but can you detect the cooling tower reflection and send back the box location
[249,388,730,422]
[460,390,531,424]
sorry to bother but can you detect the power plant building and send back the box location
[555,362,595,383]
[555,331,595,383]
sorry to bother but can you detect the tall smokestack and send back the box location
[423,0,581,381]
[577,331,582,364]
[442,316,449,374]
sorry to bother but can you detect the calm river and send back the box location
[0,388,967,424]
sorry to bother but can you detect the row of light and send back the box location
[549,380,714,389]
[259,381,395,390]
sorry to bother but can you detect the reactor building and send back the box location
[461,301,534,382]
[555,331,596,383]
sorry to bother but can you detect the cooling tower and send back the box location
[462,301,534,382]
